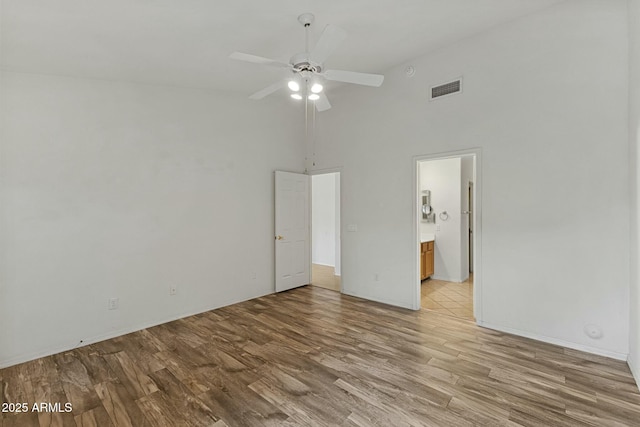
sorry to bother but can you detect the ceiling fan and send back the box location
[229,13,384,112]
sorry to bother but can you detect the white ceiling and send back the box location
[1,0,565,95]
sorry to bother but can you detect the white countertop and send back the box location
[421,233,435,243]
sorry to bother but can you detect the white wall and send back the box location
[461,156,474,280]
[0,71,304,367]
[629,0,640,386]
[420,158,462,282]
[313,0,630,358]
[312,173,337,267]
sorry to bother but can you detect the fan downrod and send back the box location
[292,13,320,73]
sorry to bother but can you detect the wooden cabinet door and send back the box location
[426,242,434,277]
[420,243,427,280]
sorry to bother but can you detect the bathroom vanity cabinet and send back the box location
[421,240,434,280]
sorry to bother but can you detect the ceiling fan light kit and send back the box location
[287,80,300,92]
[229,13,384,112]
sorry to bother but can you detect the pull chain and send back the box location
[312,96,316,167]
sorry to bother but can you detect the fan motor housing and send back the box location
[290,52,321,73]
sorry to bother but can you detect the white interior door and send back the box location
[275,171,310,292]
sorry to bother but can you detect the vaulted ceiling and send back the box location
[1,0,565,95]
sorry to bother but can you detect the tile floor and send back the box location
[421,274,474,320]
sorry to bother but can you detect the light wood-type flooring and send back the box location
[2,286,639,426]
[422,275,474,320]
[311,263,341,292]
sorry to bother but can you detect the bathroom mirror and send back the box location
[421,192,435,222]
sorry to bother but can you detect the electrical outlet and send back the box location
[251,271,257,280]
[436,225,441,232]
[108,298,119,310]
[374,273,380,281]
[169,286,177,296]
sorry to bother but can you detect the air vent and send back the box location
[430,78,462,100]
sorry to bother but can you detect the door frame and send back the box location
[310,167,343,293]
[412,148,483,323]
[468,181,474,273]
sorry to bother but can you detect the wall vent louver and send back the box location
[430,78,462,100]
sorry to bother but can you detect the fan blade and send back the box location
[229,52,291,68]
[324,69,384,87]
[249,80,285,100]
[315,92,332,112]
[309,25,347,65]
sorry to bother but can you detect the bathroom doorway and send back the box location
[415,150,481,321]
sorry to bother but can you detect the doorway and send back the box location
[415,151,480,321]
[311,172,341,292]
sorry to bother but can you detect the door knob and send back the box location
[275,235,284,240]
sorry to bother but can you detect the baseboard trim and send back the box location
[0,291,273,369]
[629,356,640,391]
[430,274,464,283]
[478,320,628,361]
[4,292,629,369]
[341,289,414,311]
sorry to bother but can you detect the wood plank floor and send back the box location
[2,286,639,426]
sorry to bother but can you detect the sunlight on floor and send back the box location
[311,263,341,292]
